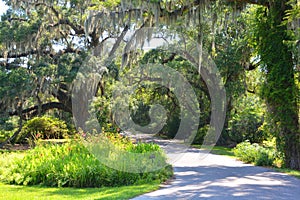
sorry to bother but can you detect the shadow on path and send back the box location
[131,135,300,200]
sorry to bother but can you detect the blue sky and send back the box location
[0,0,8,16]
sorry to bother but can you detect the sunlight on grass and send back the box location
[0,181,160,200]
[0,145,164,199]
[273,168,300,179]
[192,145,235,157]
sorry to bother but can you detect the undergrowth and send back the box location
[0,133,173,188]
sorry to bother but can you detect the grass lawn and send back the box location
[192,145,235,157]
[192,145,300,179]
[0,181,160,200]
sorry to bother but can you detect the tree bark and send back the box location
[283,127,300,170]
[258,0,300,170]
[9,102,72,118]
[0,102,23,148]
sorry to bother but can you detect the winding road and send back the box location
[131,134,300,200]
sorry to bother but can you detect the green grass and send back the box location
[0,138,173,187]
[273,168,300,179]
[0,181,160,200]
[0,138,171,199]
[192,145,235,157]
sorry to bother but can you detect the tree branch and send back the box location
[158,0,268,22]
[244,61,261,71]
[0,62,22,70]
[8,17,28,22]
[0,47,81,59]
[247,89,256,94]
[49,19,85,35]
[0,49,44,59]
[0,117,23,148]
[162,53,176,64]
[9,102,72,118]
[33,2,84,35]
[108,25,130,57]
[33,2,59,18]
[52,89,72,111]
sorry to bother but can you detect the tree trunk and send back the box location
[217,97,232,146]
[284,128,300,170]
[258,0,300,170]
[0,102,23,148]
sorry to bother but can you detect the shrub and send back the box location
[85,132,171,178]
[228,95,268,144]
[0,130,12,143]
[233,141,275,166]
[0,134,173,188]
[255,150,274,166]
[127,142,161,153]
[16,116,70,143]
[233,141,257,163]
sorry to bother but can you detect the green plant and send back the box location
[0,181,161,200]
[0,130,13,143]
[0,133,172,188]
[85,133,173,180]
[228,95,267,144]
[127,142,161,153]
[233,141,276,166]
[0,116,18,142]
[196,145,235,157]
[233,141,256,163]
[16,116,70,143]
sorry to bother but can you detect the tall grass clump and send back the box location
[0,133,173,188]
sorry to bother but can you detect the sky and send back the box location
[0,0,8,16]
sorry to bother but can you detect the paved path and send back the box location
[131,135,300,200]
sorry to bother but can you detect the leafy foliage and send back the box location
[124,49,206,139]
[16,116,70,143]
[246,2,300,169]
[0,116,17,142]
[233,140,277,166]
[0,0,299,170]
[0,137,172,187]
[228,95,267,144]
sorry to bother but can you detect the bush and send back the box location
[233,141,275,166]
[127,142,161,153]
[228,95,268,144]
[85,132,172,178]
[16,116,70,143]
[0,130,12,143]
[228,112,265,144]
[0,134,173,188]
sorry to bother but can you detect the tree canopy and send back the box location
[0,0,299,169]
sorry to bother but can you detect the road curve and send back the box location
[131,135,300,200]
